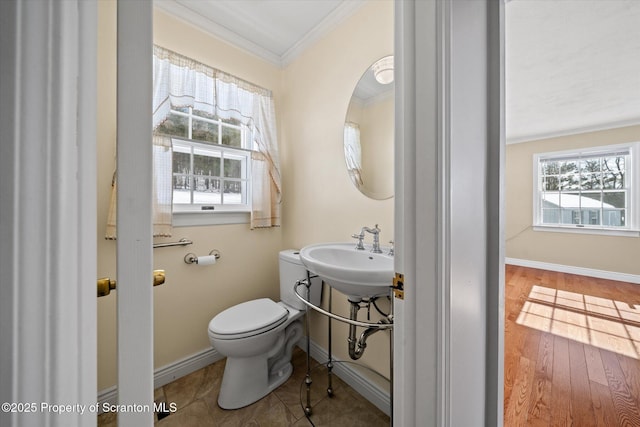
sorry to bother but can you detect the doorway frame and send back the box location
[393,1,505,425]
[0,1,505,426]
[0,1,98,426]
[115,1,155,426]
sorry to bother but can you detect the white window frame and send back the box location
[532,142,640,237]
[159,107,253,226]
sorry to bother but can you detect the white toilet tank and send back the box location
[279,250,322,310]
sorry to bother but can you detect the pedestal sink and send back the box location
[299,243,393,301]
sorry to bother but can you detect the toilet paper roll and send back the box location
[196,255,217,265]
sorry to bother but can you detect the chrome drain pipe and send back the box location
[347,300,390,360]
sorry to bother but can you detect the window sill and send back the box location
[533,225,640,237]
[173,210,250,227]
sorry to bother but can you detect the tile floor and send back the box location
[97,347,390,426]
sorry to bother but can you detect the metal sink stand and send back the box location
[294,274,394,418]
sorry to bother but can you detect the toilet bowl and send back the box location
[208,250,321,409]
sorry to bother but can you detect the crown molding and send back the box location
[155,0,366,68]
[507,117,640,145]
[154,0,283,66]
[280,0,367,66]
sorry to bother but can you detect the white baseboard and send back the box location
[98,340,391,417]
[506,257,640,284]
[298,337,391,417]
[97,347,223,412]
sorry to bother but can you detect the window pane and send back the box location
[566,210,580,225]
[543,176,559,191]
[602,156,625,189]
[173,175,191,205]
[157,113,188,138]
[173,150,191,174]
[603,192,625,209]
[559,192,580,209]
[193,109,216,120]
[224,157,242,178]
[194,179,221,204]
[223,181,243,204]
[542,192,560,208]
[223,117,241,127]
[194,175,214,191]
[560,174,580,191]
[580,173,601,190]
[579,158,600,173]
[221,126,242,148]
[580,192,601,205]
[542,208,560,224]
[603,209,625,226]
[603,156,625,172]
[541,160,560,175]
[193,150,220,176]
[602,171,624,189]
[581,209,600,225]
[560,161,578,175]
[192,118,218,143]
[173,174,191,189]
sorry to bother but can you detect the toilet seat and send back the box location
[209,298,289,340]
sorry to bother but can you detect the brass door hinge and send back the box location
[392,272,404,300]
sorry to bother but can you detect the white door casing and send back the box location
[116,1,155,426]
[0,1,98,426]
[393,1,504,426]
[0,0,504,425]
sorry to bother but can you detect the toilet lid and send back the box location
[209,298,289,339]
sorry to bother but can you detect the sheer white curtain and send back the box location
[344,122,363,188]
[152,45,281,229]
[152,46,216,129]
[106,46,282,237]
[152,134,173,236]
[104,134,173,239]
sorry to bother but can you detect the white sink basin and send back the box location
[299,243,393,301]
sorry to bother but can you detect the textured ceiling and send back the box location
[506,0,640,143]
[155,0,640,144]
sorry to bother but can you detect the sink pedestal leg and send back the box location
[304,274,313,416]
[327,285,334,397]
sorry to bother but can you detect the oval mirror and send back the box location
[344,55,394,200]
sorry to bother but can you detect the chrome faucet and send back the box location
[351,230,366,250]
[352,224,382,253]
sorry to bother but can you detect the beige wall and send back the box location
[281,0,394,379]
[346,94,395,199]
[98,3,283,390]
[97,0,394,391]
[360,95,394,199]
[506,124,640,274]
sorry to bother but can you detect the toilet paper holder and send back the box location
[184,249,221,265]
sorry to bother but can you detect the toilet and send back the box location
[208,249,322,409]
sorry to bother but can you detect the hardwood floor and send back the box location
[505,265,640,426]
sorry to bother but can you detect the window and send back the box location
[152,45,281,230]
[533,143,639,235]
[156,107,251,214]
